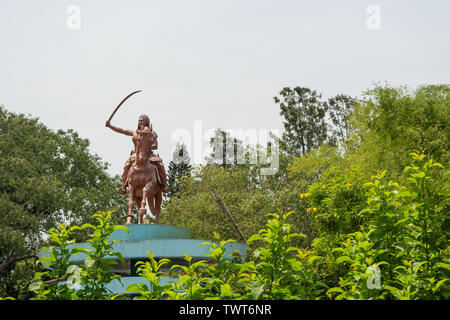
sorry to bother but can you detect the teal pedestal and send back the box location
[41,224,247,295]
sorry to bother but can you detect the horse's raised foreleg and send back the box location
[126,184,135,225]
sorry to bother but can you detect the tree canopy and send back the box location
[161,83,449,246]
[0,106,126,298]
[167,142,192,198]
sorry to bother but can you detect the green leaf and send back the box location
[124,283,142,294]
[28,281,43,292]
[307,255,320,264]
[113,225,130,233]
[327,287,344,294]
[251,281,266,300]
[72,248,89,255]
[252,249,262,259]
[200,241,215,249]
[103,258,118,265]
[84,255,95,268]
[331,247,345,254]
[336,256,352,264]
[220,283,232,297]
[39,256,54,263]
[247,234,262,243]
[436,262,450,271]
[432,162,444,169]
[282,211,294,220]
[384,285,400,296]
[435,279,448,291]
[80,223,95,230]
[183,254,192,263]
[289,232,307,239]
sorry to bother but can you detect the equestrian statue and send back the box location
[105,91,170,224]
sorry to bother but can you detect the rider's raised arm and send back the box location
[105,121,133,136]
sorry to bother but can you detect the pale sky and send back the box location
[1,0,449,176]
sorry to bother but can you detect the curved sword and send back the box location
[107,90,142,122]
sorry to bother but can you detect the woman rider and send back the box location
[105,114,170,194]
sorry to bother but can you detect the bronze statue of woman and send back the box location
[105,115,170,194]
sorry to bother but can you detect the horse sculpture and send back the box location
[106,95,168,225]
[125,139,162,225]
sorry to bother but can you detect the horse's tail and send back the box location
[146,163,160,216]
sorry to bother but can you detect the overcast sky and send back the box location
[1,0,449,176]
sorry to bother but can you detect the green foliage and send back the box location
[124,252,172,300]
[167,142,192,198]
[165,254,209,300]
[350,84,449,178]
[21,209,330,300]
[326,231,388,300]
[306,166,367,236]
[165,237,241,300]
[129,211,326,300]
[2,83,448,300]
[0,106,127,298]
[161,165,262,240]
[274,87,358,156]
[274,87,328,157]
[70,211,128,299]
[327,154,449,300]
[287,145,343,183]
[200,237,240,298]
[327,94,357,146]
[205,128,246,168]
[28,223,81,300]
[29,211,128,300]
[12,162,449,300]
[246,211,325,299]
[160,163,315,247]
[162,130,313,245]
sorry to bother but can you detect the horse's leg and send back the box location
[134,194,142,221]
[153,191,162,224]
[147,164,160,223]
[146,182,157,223]
[126,184,135,225]
[138,186,148,224]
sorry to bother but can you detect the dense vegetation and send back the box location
[0,106,127,298]
[0,83,448,299]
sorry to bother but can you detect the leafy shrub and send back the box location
[29,211,128,300]
[305,166,368,236]
[327,154,449,300]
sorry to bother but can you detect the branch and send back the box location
[0,252,38,273]
[43,275,67,285]
[210,188,247,243]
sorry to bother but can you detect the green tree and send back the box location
[349,84,449,178]
[0,106,127,298]
[167,142,192,198]
[161,165,262,241]
[327,94,357,146]
[205,129,245,168]
[162,129,314,246]
[274,87,328,157]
